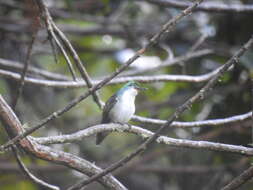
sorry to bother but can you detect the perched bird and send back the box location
[96,81,146,145]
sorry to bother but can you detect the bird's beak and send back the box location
[136,86,148,91]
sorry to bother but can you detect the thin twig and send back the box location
[189,34,208,52]
[51,21,103,108]
[66,33,253,190]
[12,147,59,190]
[251,77,253,144]
[48,34,59,64]
[179,34,208,74]
[132,111,252,127]
[0,57,69,81]
[141,0,253,14]
[221,166,253,190]
[0,0,204,151]
[36,0,77,81]
[49,30,77,80]
[11,32,37,109]
[37,0,103,108]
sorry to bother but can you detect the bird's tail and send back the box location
[96,132,109,145]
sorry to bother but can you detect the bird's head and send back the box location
[117,81,147,97]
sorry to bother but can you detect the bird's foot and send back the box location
[113,122,132,130]
[126,123,132,130]
[115,122,132,129]
[115,122,125,126]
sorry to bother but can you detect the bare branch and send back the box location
[36,0,103,108]
[34,123,253,156]
[222,166,253,190]
[0,57,69,81]
[251,77,253,145]
[12,147,60,190]
[48,28,77,80]
[132,111,252,127]
[178,34,208,74]
[36,0,77,81]
[12,31,37,109]
[0,67,223,88]
[141,0,253,14]
[52,22,104,108]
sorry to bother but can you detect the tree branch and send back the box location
[0,57,69,81]
[0,66,223,88]
[11,31,37,109]
[34,123,253,156]
[222,166,253,190]
[141,0,253,14]
[36,0,103,108]
[12,146,60,190]
[36,0,77,81]
[132,111,252,127]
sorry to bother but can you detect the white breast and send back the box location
[109,88,137,123]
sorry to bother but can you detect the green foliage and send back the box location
[0,80,8,94]
[149,82,177,102]
[0,177,36,190]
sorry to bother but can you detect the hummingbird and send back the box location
[96,81,146,145]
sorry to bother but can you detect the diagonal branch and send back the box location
[36,0,77,81]
[251,77,253,145]
[12,146,60,190]
[141,0,253,14]
[36,0,103,108]
[12,31,37,109]
[221,166,253,190]
[52,21,104,108]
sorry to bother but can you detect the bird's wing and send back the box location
[101,93,118,123]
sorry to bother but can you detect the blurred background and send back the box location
[0,0,253,189]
